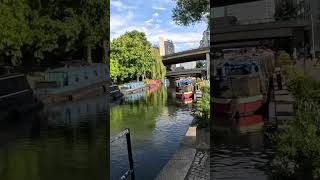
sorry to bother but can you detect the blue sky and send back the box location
[110,0,207,52]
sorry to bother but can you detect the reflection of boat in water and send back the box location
[44,94,108,126]
[176,98,193,105]
[125,91,145,102]
[175,79,194,99]
[0,67,42,121]
[120,82,148,95]
[213,115,264,134]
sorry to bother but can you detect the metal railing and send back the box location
[111,129,135,180]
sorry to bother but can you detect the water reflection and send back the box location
[0,95,108,180]
[110,87,194,180]
[212,115,274,180]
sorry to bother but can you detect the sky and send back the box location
[110,0,207,52]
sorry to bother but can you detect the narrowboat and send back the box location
[175,79,194,99]
[0,67,42,120]
[119,82,148,95]
[110,84,124,100]
[34,61,109,104]
[212,51,274,119]
[146,80,161,93]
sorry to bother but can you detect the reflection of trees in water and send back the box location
[0,102,108,180]
[110,87,168,137]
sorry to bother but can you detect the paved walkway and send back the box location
[155,127,197,180]
[185,151,210,180]
[269,72,295,130]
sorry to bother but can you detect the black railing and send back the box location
[111,129,135,180]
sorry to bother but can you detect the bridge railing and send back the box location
[111,128,135,180]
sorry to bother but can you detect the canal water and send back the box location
[212,116,275,180]
[0,95,108,180]
[110,87,194,179]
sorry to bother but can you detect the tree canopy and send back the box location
[110,31,166,83]
[0,0,109,68]
[172,0,209,26]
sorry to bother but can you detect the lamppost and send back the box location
[311,14,316,61]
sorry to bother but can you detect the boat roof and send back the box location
[45,63,108,73]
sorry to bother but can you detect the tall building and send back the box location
[159,36,176,70]
[200,26,210,48]
[159,36,175,56]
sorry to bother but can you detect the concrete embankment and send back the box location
[155,127,197,180]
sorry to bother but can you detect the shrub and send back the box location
[193,85,210,128]
[271,100,320,179]
[276,51,291,67]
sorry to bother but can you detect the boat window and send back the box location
[84,72,88,80]
[75,76,79,82]
[94,70,98,76]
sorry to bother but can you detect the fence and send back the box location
[111,128,135,180]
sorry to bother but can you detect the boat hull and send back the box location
[176,92,193,99]
[213,95,264,116]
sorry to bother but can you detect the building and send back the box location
[212,0,320,54]
[213,0,275,24]
[159,37,175,56]
[200,27,210,48]
[159,36,177,70]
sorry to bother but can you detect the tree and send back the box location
[150,48,166,80]
[110,31,153,82]
[0,0,31,65]
[172,0,209,26]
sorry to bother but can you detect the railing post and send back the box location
[126,129,135,180]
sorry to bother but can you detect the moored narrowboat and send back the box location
[175,79,194,100]
[0,67,42,120]
[120,82,148,95]
[34,61,109,104]
[212,51,274,119]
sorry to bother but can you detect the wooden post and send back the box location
[126,129,135,180]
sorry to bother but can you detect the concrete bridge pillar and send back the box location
[206,53,210,80]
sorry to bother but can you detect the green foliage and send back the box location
[276,51,291,67]
[272,66,320,179]
[283,66,320,101]
[271,100,320,179]
[0,0,31,64]
[150,48,166,80]
[0,0,109,66]
[193,84,210,128]
[172,0,209,26]
[110,31,166,82]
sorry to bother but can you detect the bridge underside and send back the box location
[211,19,309,49]
[166,69,206,78]
[162,48,209,65]
[213,0,261,7]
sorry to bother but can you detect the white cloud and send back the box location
[110,0,136,11]
[110,11,134,33]
[152,6,167,10]
[153,12,159,17]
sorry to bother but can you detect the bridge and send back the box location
[212,18,309,47]
[166,68,207,78]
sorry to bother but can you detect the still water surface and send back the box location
[0,95,108,180]
[110,87,194,179]
[212,121,274,180]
